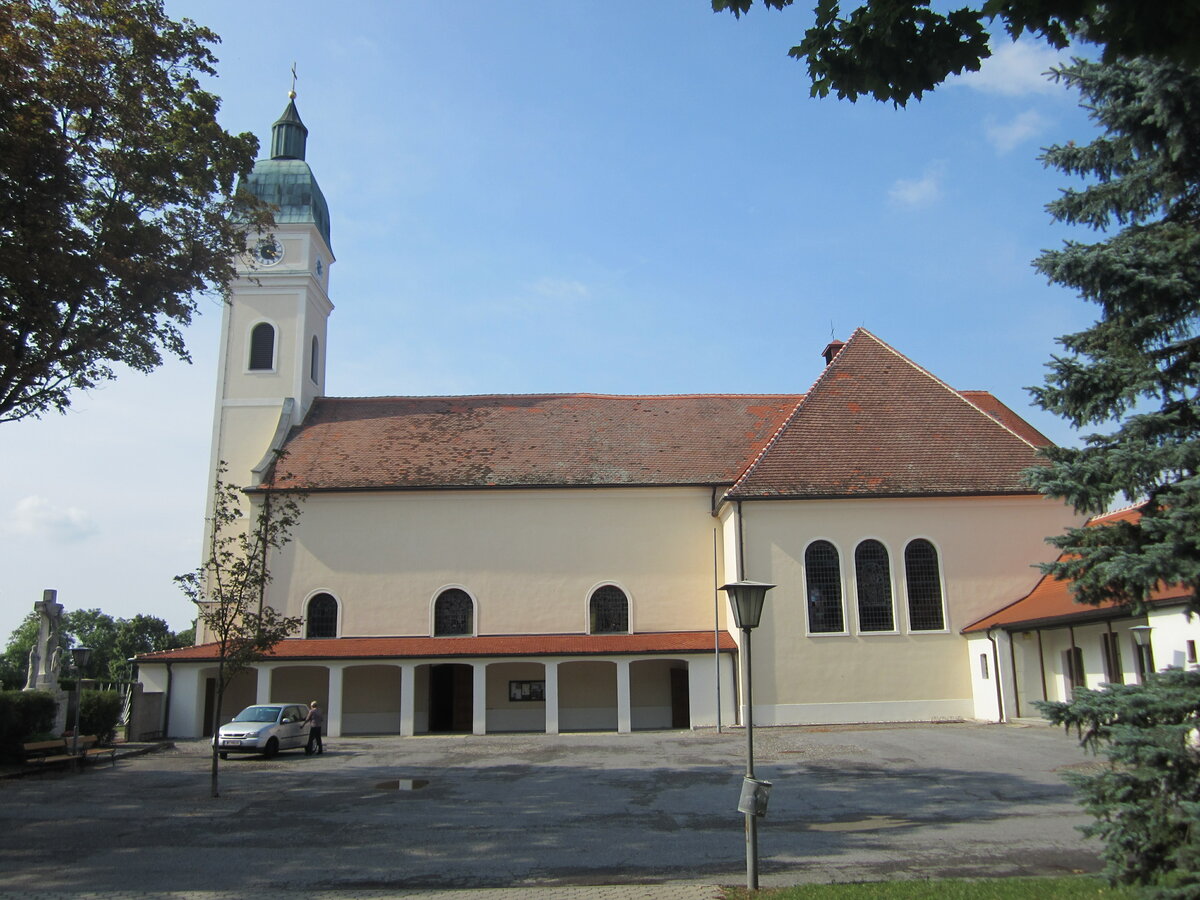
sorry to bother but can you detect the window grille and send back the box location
[904,539,945,631]
[249,322,275,370]
[305,593,338,638]
[855,540,894,631]
[590,585,629,634]
[434,589,473,636]
[805,540,844,633]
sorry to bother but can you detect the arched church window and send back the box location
[310,335,319,382]
[249,322,275,371]
[804,540,844,634]
[589,585,629,634]
[855,540,895,632]
[305,593,338,638]
[434,588,474,636]
[905,539,946,631]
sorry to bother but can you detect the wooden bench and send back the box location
[22,738,76,772]
[21,736,117,773]
[75,735,117,766]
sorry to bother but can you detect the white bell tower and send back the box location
[209,93,334,492]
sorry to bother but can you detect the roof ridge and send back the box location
[862,330,1044,452]
[316,392,805,402]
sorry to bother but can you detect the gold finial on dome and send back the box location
[288,61,298,100]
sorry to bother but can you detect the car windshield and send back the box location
[232,706,281,723]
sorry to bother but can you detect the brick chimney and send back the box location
[821,339,846,367]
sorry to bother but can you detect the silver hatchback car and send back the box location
[216,703,311,759]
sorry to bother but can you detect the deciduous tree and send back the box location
[0,0,269,424]
[175,462,302,798]
[712,0,1200,105]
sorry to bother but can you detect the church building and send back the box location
[135,99,1091,740]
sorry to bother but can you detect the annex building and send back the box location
[136,99,1189,741]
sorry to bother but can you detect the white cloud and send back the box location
[956,40,1066,96]
[888,162,946,209]
[985,109,1049,153]
[5,496,98,543]
[531,277,590,302]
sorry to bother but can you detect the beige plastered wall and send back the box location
[267,486,724,637]
[731,494,1081,723]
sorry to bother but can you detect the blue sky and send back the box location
[0,1,1100,643]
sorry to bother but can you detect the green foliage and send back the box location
[0,690,58,762]
[1,608,190,687]
[175,460,303,796]
[1023,57,1200,615]
[0,0,271,424]
[1037,669,1200,897]
[77,689,121,743]
[712,0,1200,105]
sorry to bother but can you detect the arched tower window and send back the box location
[804,540,844,633]
[248,322,275,371]
[310,335,319,382]
[855,540,895,632]
[589,585,629,634]
[905,539,946,631]
[305,593,338,638]
[434,588,474,636]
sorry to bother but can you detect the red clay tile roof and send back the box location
[266,394,799,491]
[135,631,738,663]
[726,329,1049,500]
[962,506,1190,633]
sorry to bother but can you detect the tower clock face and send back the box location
[251,236,283,266]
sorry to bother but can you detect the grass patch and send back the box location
[720,876,1136,899]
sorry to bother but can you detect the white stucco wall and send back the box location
[731,494,1078,723]
[268,486,724,638]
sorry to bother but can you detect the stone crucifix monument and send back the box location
[24,589,69,732]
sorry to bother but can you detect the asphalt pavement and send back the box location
[0,721,1103,898]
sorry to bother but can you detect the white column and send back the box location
[400,663,416,736]
[544,661,559,735]
[472,662,487,735]
[616,659,632,734]
[255,666,271,703]
[327,664,345,738]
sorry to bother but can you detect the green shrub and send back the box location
[0,690,59,762]
[78,690,121,743]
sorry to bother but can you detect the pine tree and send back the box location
[1026,57,1200,616]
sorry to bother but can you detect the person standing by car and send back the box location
[304,700,324,755]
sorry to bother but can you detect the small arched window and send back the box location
[434,588,474,636]
[310,335,319,382]
[248,322,275,371]
[855,540,895,632]
[589,585,629,634]
[804,540,844,633]
[905,539,946,631]
[305,593,338,638]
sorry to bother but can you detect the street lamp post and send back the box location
[720,580,775,892]
[69,646,93,760]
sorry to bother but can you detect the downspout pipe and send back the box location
[162,662,173,738]
[986,627,1005,724]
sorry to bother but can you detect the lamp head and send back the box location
[1129,625,1152,648]
[720,580,775,630]
[70,646,93,673]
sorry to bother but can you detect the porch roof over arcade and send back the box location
[136,630,738,663]
[962,506,1191,633]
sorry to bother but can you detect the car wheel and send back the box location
[263,737,279,759]
[219,751,228,760]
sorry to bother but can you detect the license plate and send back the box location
[222,739,242,746]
